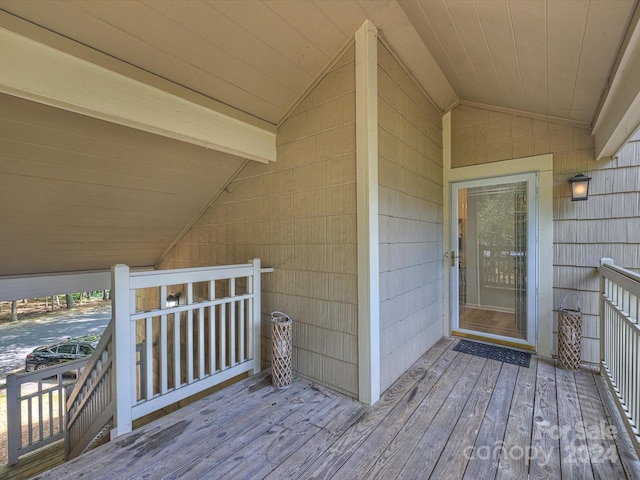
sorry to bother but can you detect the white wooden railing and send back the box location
[6,358,89,465]
[65,321,114,460]
[110,259,263,439]
[599,258,640,457]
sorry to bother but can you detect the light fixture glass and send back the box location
[167,294,179,307]
[568,173,591,201]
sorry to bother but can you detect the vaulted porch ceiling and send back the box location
[3,0,636,126]
[0,0,638,277]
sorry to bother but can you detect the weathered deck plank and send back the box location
[530,357,561,479]
[244,396,366,480]
[395,354,488,478]
[575,367,631,478]
[361,348,472,479]
[333,345,466,479]
[591,368,640,478]
[555,367,594,480]
[163,384,345,479]
[0,441,64,480]
[429,358,503,479]
[21,338,638,480]
[462,361,518,479]
[44,372,292,479]
[125,377,319,480]
[261,399,367,479]
[292,337,456,479]
[495,356,538,480]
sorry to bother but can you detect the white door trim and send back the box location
[450,172,538,349]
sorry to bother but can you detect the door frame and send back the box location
[450,172,538,349]
[442,139,554,356]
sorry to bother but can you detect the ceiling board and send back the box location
[208,0,331,78]
[508,0,547,117]
[67,0,291,122]
[446,0,503,106]
[474,0,523,110]
[314,0,369,36]
[409,0,470,97]
[265,0,346,57]
[145,1,310,93]
[546,0,589,121]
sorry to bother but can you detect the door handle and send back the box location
[451,250,456,267]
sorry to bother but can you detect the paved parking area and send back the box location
[0,305,110,386]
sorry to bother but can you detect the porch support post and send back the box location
[442,112,452,336]
[111,264,133,438]
[356,20,380,405]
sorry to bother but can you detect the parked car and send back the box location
[25,334,101,372]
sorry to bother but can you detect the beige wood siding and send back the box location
[378,42,444,392]
[159,45,358,397]
[451,104,640,365]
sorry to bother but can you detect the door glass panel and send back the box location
[457,181,527,340]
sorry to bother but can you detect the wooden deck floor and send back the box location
[24,337,640,479]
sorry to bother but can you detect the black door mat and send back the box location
[453,339,531,368]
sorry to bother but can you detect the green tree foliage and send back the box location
[474,182,527,249]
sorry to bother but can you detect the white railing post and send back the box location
[599,257,614,375]
[251,258,261,374]
[111,264,133,438]
[6,373,20,465]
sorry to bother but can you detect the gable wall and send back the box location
[159,45,359,397]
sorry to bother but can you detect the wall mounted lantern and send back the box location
[568,173,591,201]
[167,294,179,307]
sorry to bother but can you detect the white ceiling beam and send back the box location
[0,267,155,302]
[592,5,640,161]
[0,270,111,302]
[0,20,276,164]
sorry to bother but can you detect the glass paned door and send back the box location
[451,174,537,348]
